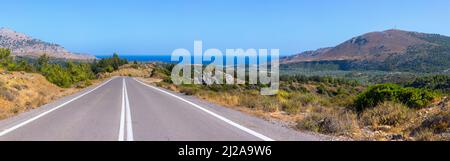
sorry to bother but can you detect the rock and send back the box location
[388,134,404,141]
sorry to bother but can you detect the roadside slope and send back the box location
[0,71,81,120]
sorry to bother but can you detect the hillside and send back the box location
[0,28,95,60]
[0,70,82,119]
[281,29,450,72]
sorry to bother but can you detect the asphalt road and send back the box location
[0,77,322,141]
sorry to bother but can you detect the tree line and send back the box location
[0,48,128,88]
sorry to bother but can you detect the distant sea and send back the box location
[96,55,174,63]
[96,55,271,65]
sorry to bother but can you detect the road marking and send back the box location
[124,78,134,141]
[0,77,116,137]
[118,78,126,141]
[133,78,275,141]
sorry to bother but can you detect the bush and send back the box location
[0,48,13,68]
[67,62,95,83]
[39,61,95,88]
[0,48,33,72]
[354,84,438,112]
[297,108,356,135]
[316,84,332,96]
[331,94,356,107]
[260,97,279,112]
[281,99,302,115]
[397,87,438,108]
[41,64,73,88]
[280,93,324,115]
[9,60,34,72]
[360,102,415,127]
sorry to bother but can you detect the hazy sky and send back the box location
[1,0,449,56]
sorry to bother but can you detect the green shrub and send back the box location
[9,60,34,72]
[354,84,438,111]
[360,102,414,127]
[0,48,32,72]
[397,87,438,108]
[41,64,73,88]
[39,61,95,88]
[354,84,400,111]
[0,48,13,68]
[67,62,95,83]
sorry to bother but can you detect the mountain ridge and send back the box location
[281,29,450,72]
[0,28,95,60]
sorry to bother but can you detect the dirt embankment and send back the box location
[0,70,78,119]
[0,69,109,120]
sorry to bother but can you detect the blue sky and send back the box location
[1,0,449,56]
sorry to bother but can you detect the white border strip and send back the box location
[0,77,116,137]
[133,78,274,141]
[124,78,134,141]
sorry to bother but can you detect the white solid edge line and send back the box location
[124,78,134,141]
[0,77,117,137]
[118,78,126,141]
[133,78,275,141]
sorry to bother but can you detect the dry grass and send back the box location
[296,107,358,135]
[0,71,92,120]
[360,102,415,128]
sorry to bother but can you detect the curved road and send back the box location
[0,77,321,141]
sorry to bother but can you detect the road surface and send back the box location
[0,77,322,141]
